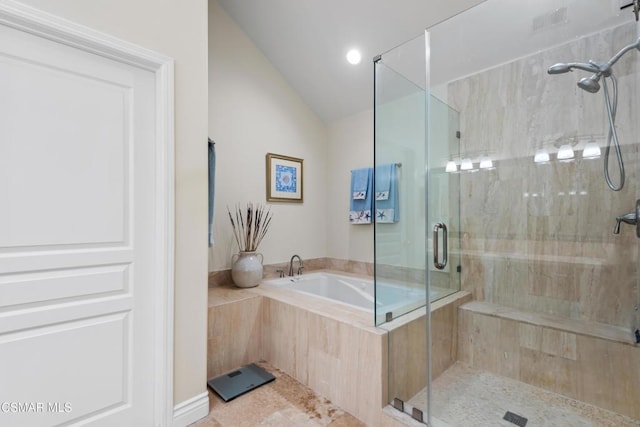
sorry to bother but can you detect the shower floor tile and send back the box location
[408,362,640,427]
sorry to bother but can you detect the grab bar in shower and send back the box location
[433,222,448,270]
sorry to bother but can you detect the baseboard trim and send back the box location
[173,391,209,427]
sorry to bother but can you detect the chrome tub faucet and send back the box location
[288,254,304,276]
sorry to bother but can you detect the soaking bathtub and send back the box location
[263,271,431,324]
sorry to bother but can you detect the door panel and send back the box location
[0,16,156,427]
[0,315,129,424]
[0,26,129,248]
[0,265,128,308]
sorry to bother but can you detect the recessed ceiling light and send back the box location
[346,49,361,65]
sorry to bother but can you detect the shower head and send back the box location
[547,62,600,75]
[577,74,601,93]
[548,63,572,74]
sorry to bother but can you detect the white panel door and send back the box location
[0,14,161,427]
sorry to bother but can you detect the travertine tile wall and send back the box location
[261,298,387,426]
[208,280,471,424]
[387,292,472,403]
[458,303,640,419]
[206,288,262,379]
[447,22,640,328]
[207,281,390,425]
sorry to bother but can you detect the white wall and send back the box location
[326,109,375,262]
[208,0,328,270]
[17,0,209,407]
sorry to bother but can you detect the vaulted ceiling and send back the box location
[216,0,485,122]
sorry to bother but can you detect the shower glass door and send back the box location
[425,1,640,425]
[374,37,428,327]
[374,32,462,424]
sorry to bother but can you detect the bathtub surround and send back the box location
[263,272,436,324]
[207,278,387,425]
[209,257,373,287]
[208,272,468,425]
[209,257,444,291]
[261,294,386,426]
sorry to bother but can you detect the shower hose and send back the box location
[602,73,625,191]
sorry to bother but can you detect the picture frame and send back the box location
[266,153,304,203]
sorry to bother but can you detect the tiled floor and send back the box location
[191,362,366,427]
[409,362,640,427]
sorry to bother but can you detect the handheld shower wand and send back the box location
[546,37,640,191]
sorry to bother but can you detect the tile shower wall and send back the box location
[447,22,640,328]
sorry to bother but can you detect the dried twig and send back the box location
[227,202,273,252]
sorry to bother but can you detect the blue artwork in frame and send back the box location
[266,153,303,202]
[275,164,297,193]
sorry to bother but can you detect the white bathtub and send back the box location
[263,271,430,323]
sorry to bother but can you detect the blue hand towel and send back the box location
[375,163,398,223]
[208,138,216,246]
[349,167,373,224]
[375,163,392,200]
[351,167,369,200]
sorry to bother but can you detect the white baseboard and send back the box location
[173,391,209,427]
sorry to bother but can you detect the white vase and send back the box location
[231,251,264,288]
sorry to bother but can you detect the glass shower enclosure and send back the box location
[374,32,462,423]
[375,1,640,425]
[374,35,463,324]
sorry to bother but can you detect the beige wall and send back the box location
[208,0,328,270]
[326,109,375,262]
[18,0,210,405]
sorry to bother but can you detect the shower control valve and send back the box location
[613,199,640,237]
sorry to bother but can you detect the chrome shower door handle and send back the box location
[636,199,640,238]
[433,222,448,270]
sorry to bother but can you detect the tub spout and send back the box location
[288,254,304,276]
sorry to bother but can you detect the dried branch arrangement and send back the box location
[227,202,273,252]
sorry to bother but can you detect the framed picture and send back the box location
[266,153,303,203]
